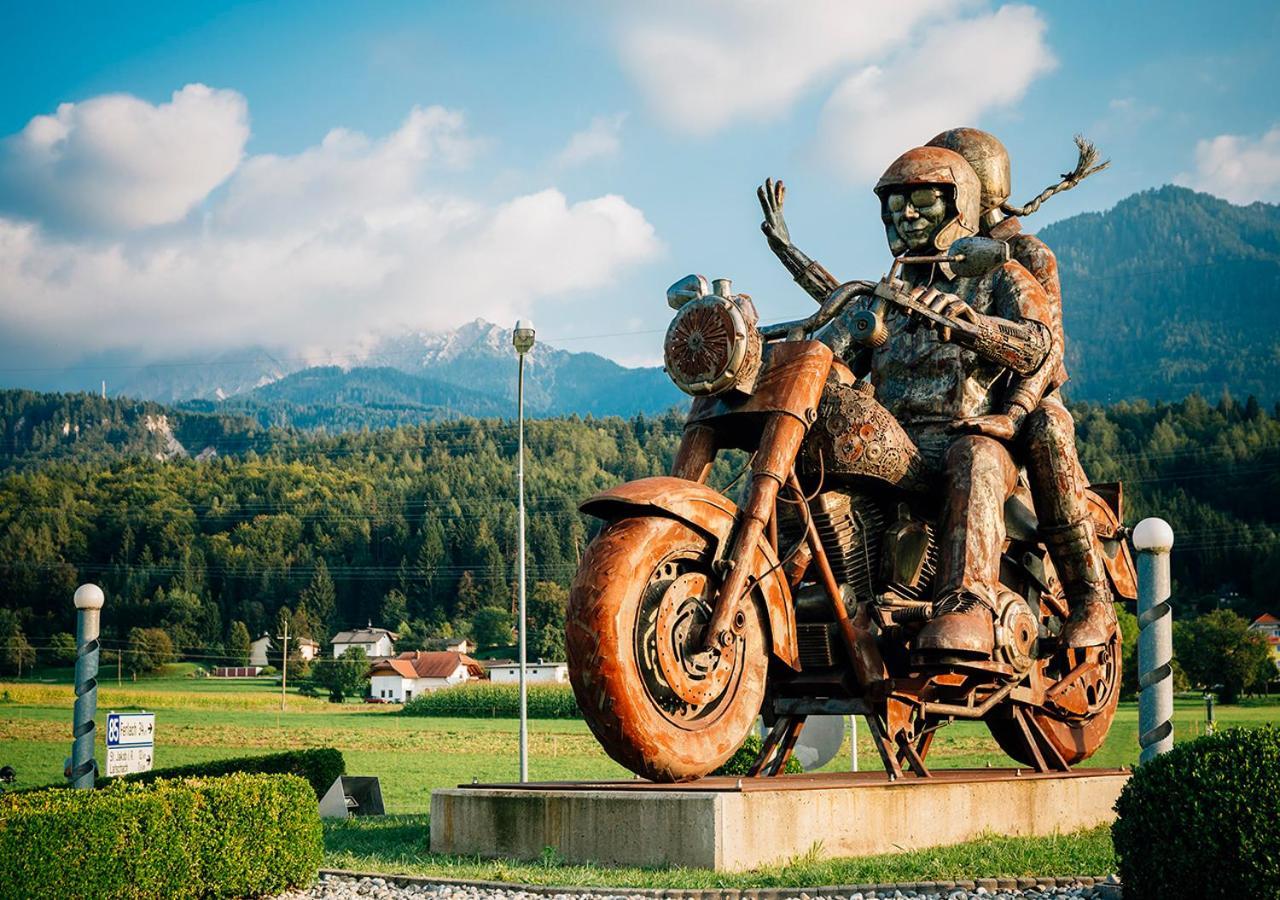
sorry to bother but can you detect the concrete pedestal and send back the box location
[430,769,1128,872]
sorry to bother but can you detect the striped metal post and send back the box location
[1132,518,1174,763]
[71,584,104,788]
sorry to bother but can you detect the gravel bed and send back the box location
[276,872,1123,900]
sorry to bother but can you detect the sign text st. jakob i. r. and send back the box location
[105,712,155,777]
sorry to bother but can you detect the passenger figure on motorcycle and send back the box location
[830,146,1061,662]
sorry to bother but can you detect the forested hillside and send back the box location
[1046,185,1280,403]
[1,391,1276,667]
[0,390,270,471]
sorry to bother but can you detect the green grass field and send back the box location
[2,671,1275,885]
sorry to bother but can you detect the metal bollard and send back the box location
[71,584,104,788]
[1132,518,1174,763]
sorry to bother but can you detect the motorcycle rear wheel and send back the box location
[986,627,1122,767]
[566,516,768,782]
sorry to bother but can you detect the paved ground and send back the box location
[278,873,1124,900]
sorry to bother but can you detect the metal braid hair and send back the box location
[1000,135,1110,218]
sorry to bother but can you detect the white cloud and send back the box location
[815,5,1056,180]
[618,0,954,135]
[0,84,248,232]
[1175,126,1280,204]
[0,96,660,361]
[556,113,627,167]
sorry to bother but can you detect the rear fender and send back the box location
[581,476,799,670]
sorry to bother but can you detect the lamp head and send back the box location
[513,319,536,354]
[1132,517,1174,553]
[73,583,105,610]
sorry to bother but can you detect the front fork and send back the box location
[672,416,891,699]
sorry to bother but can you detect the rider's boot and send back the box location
[914,584,998,658]
[1043,518,1115,648]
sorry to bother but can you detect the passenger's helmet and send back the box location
[873,146,981,256]
[927,127,1011,219]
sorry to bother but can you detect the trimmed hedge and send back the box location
[1113,725,1280,900]
[401,681,582,718]
[0,773,322,899]
[712,734,804,776]
[103,747,345,798]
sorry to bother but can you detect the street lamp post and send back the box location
[513,319,535,783]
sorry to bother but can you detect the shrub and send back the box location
[0,773,322,899]
[103,747,344,798]
[402,681,581,718]
[1112,725,1280,900]
[712,733,804,776]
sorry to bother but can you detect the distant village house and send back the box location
[296,637,320,662]
[1249,613,1280,673]
[422,636,475,654]
[368,650,486,702]
[331,625,396,659]
[487,660,569,684]
[248,632,319,666]
[249,633,272,668]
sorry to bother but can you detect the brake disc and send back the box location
[653,572,737,707]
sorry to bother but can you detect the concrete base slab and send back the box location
[430,769,1128,872]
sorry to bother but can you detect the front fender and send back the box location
[581,476,799,670]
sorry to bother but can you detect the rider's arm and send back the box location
[772,242,841,304]
[758,178,841,304]
[920,261,1055,378]
[990,262,1061,421]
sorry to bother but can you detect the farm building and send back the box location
[368,650,486,702]
[487,660,569,684]
[331,625,396,659]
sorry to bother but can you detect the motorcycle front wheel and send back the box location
[566,516,768,782]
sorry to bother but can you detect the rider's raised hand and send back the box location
[757,177,791,247]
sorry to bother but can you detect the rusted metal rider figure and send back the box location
[759,131,1115,651]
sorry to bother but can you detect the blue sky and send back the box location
[1,0,1278,376]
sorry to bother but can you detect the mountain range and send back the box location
[8,186,1280,425]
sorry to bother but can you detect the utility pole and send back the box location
[513,320,535,783]
[278,620,290,712]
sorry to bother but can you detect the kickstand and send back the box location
[749,716,806,777]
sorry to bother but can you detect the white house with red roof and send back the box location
[1249,613,1280,674]
[367,650,486,702]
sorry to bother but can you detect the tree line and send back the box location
[1,391,1277,697]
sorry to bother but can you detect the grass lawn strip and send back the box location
[321,816,1115,889]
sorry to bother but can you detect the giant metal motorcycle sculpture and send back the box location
[566,131,1135,782]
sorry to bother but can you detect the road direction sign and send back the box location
[106,745,154,777]
[106,712,155,748]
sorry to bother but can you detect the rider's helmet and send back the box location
[873,146,981,256]
[926,127,1011,222]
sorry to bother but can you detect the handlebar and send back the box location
[758,280,876,342]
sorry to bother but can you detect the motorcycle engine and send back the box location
[779,489,937,607]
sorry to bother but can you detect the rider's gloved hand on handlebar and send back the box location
[906,285,977,343]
